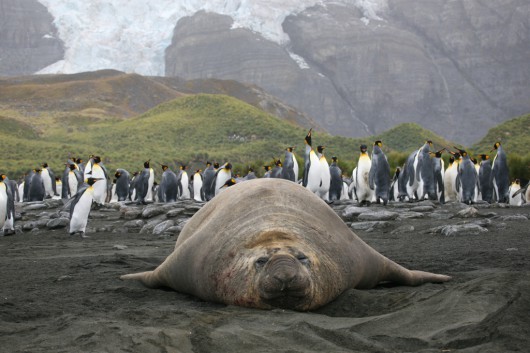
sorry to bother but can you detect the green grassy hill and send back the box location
[471,113,530,182]
[0,93,455,179]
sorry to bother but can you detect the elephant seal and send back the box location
[121,178,450,311]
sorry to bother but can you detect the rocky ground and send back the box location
[1,197,529,352]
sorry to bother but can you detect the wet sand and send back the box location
[1,201,529,352]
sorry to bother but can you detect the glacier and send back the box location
[36,0,387,76]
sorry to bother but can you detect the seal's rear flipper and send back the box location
[120,271,162,288]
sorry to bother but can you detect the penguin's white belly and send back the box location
[68,173,78,196]
[146,169,154,201]
[509,186,522,206]
[306,153,322,194]
[180,174,190,199]
[0,185,7,228]
[193,178,203,201]
[70,188,93,233]
[356,162,372,202]
[18,183,24,202]
[92,180,107,204]
[42,170,53,196]
[215,172,231,195]
[110,184,118,203]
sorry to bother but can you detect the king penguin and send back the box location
[66,163,83,199]
[202,162,216,201]
[454,148,479,205]
[215,163,233,195]
[398,149,418,202]
[328,156,343,201]
[69,177,102,238]
[509,179,523,206]
[192,170,205,202]
[86,156,109,206]
[135,160,154,205]
[41,163,57,198]
[511,181,529,204]
[389,167,401,202]
[243,168,257,181]
[302,129,312,187]
[177,165,191,200]
[491,142,510,203]
[281,147,298,182]
[430,149,445,204]
[304,133,322,194]
[0,174,15,235]
[355,144,373,206]
[158,165,178,203]
[114,169,131,202]
[316,146,331,201]
[263,165,272,178]
[29,169,45,202]
[368,141,391,205]
[415,141,437,201]
[478,154,494,203]
[270,159,283,178]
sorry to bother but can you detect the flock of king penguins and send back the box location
[0,129,527,237]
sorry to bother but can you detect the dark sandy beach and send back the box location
[1,200,529,352]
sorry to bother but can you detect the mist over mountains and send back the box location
[1,0,529,144]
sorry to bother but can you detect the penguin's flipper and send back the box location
[68,184,89,219]
[512,187,526,197]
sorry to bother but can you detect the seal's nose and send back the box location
[269,255,298,290]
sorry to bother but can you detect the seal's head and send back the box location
[221,230,318,311]
[254,245,313,309]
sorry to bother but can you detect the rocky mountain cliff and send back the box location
[0,0,63,76]
[165,1,530,144]
[1,0,528,144]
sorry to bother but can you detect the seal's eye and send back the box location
[255,257,269,269]
[296,254,310,266]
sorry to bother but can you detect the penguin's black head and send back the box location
[275,159,282,167]
[331,156,338,162]
[449,156,455,164]
[196,169,202,173]
[472,158,478,164]
[287,146,295,152]
[317,145,325,153]
[0,174,6,182]
[206,161,211,167]
[42,163,48,168]
[225,163,232,170]
[514,179,520,185]
[480,154,489,160]
[374,140,382,147]
[221,178,237,189]
[35,168,42,173]
[161,165,168,171]
[454,153,461,159]
[493,142,501,150]
[144,160,150,168]
[87,177,100,186]
[94,156,101,164]
[264,165,271,171]
[214,162,220,169]
[304,129,312,146]
[360,145,368,153]
[395,167,401,176]
[69,164,76,171]
[76,158,83,164]
[115,171,121,178]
